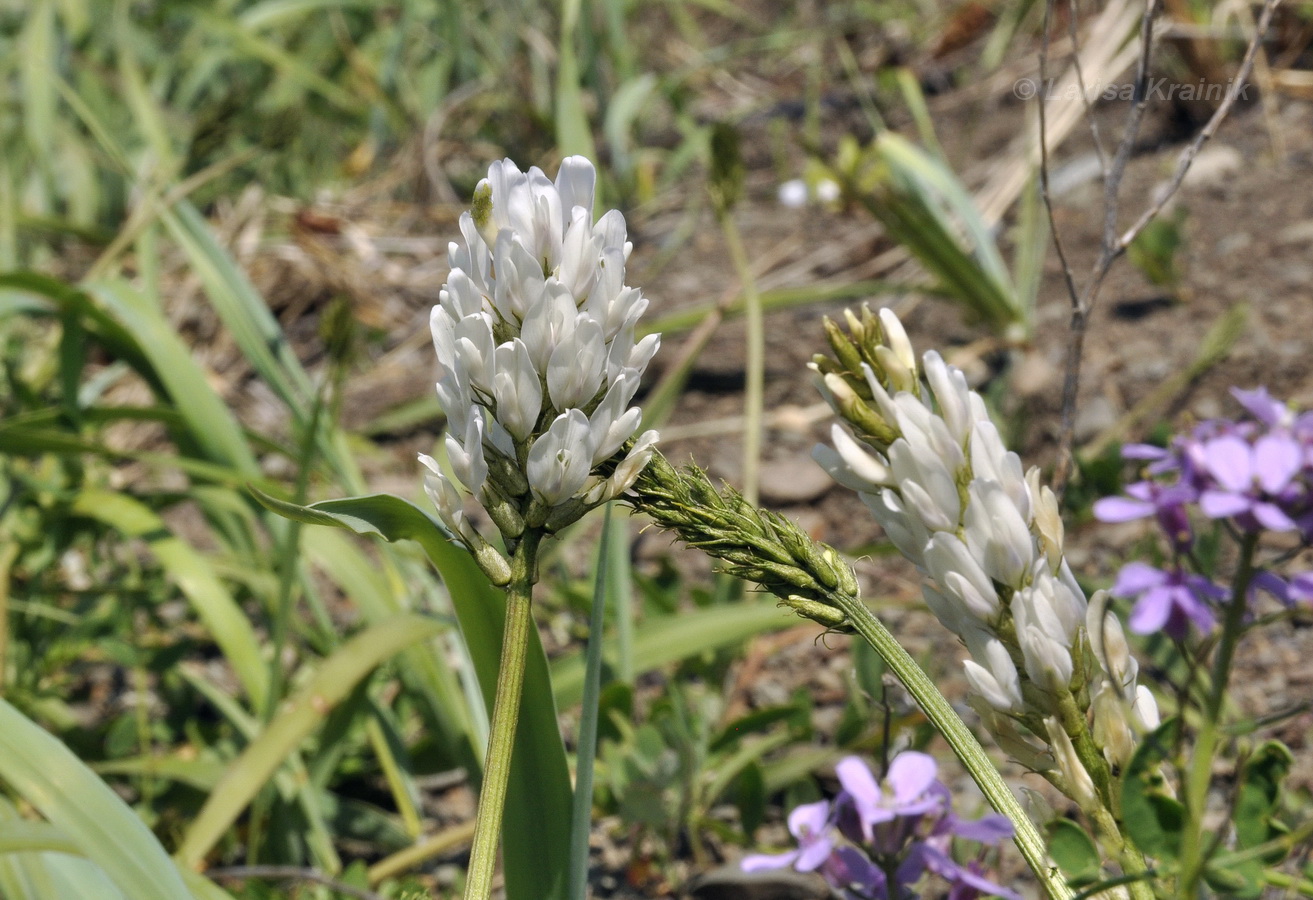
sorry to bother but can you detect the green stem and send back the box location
[1179,531,1259,897]
[831,591,1074,900]
[717,211,764,508]
[464,529,542,900]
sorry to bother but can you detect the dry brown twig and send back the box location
[1042,0,1284,495]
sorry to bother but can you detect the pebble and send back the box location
[687,865,828,900]
[758,455,835,504]
[1072,395,1119,444]
[1278,220,1313,245]
[1178,144,1243,192]
[1010,350,1058,398]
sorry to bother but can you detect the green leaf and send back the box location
[0,698,194,900]
[551,602,794,707]
[569,506,614,900]
[1121,717,1185,863]
[84,280,259,475]
[249,488,572,899]
[175,613,445,868]
[1045,818,1103,886]
[70,489,270,710]
[1213,739,1296,898]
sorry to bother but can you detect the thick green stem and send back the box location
[830,591,1074,900]
[464,529,542,900]
[1179,531,1259,897]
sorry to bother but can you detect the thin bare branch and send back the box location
[1050,0,1164,494]
[1038,0,1083,312]
[1068,0,1111,173]
[1050,0,1283,495]
[1118,0,1282,251]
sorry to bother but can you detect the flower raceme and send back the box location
[810,307,1158,789]
[420,157,659,582]
[743,753,1017,900]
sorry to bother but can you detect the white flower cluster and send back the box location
[812,308,1158,775]
[420,158,659,582]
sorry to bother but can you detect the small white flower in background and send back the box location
[420,157,660,581]
[777,179,809,208]
[777,177,842,208]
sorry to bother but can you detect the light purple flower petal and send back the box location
[1250,571,1289,604]
[1203,435,1254,492]
[1254,433,1302,493]
[887,751,939,805]
[1198,489,1251,519]
[835,756,883,809]
[1128,589,1173,634]
[1252,501,1298,532]
[949,813,1014,844]
[741,849,800,872]
[1112,562,1167,596]
[1232,386,1289,427]
[787,799,830,841]
[795,840,833,872]
[822,846,885,896]
[1287,572,1313,604]
[1092,496,1155,522]
[1122,443,1169,460]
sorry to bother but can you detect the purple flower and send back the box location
[835,753,943,846]
[821,846,886,899]
[1285,572,1313,607]
[744,754,1015,900]
[900,844,1021,900]
[741,799,835,872]
[1094,481,1196,551]
[1111,562,1226,638]
[1232,386,1293,428]
[1195,432,1302,531]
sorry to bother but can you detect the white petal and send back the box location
[527,410,597,506]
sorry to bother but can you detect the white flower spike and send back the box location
[423,157,661,579]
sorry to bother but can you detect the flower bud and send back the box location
[1045,717,1098,810]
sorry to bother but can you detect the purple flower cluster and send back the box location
[1095,387,1313,638]
[742,753,1017,900]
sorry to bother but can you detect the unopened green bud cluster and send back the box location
[624,450,860,630]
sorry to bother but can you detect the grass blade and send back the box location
[568,505,614,900]
[70,489,270,711]
[175,613,445,868]
[551,601,795,707]
[0,698,194,900]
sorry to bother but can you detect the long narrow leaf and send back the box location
[71,490,270,710]
[175,613,445,868]
[569,506,613,900]
[551,601,795,707]
[0,698,192,900]
[249,488,572,899]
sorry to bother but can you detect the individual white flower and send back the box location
[1087,590,1136,690]
[964,478,1035,589]
[1045,717,1098,810]
[924,533,1000,623]
[1131,685,1161,732]
[1092,682,1135,767]
[878,308,916,381]
[962,634,1024,713]
[527,410,597,507]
